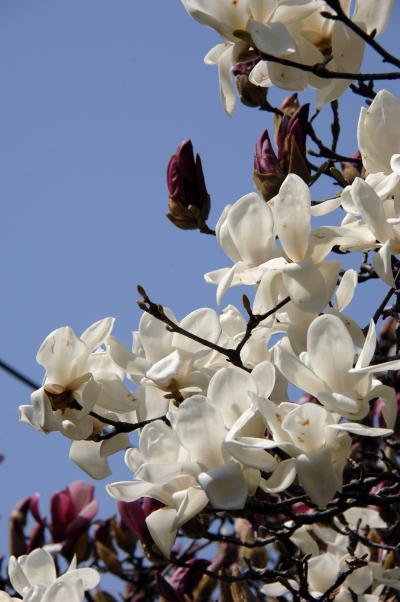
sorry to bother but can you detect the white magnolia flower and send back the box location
[263,507,400,600]
[19,318,135,478]
[206,175,340,313]
[181,0,321,114]
[251,0,393,108]
[227,396,390,507]
[6,549,99,601]
[107,380,264,557]
[275,313,400,425]
[108,307,221,421]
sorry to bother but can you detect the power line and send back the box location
[0,359,39,390]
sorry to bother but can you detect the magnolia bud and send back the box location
[341,150,363,184]
[233,60,266,108]
[167,140,211,230]
[253,130,284,201]
[278,104,310,185]
[274,93,300,142]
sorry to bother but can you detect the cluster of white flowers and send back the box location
[181,0,394,114]
[19,88,400,569]
[0,549,99,601]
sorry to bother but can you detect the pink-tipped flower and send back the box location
[50,481,98,545]
[167,140,211,231]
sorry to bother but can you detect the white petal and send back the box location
[275,174,311,262]
[251,360,275,399]
[307,314,354,392]
[282,403,331,453]
[249,20,296,55]
[22,549,56,588]
[217,44,237,116]
[198,462,248,509]
[37,327,86,387]
[275,344,326,399]
[146,507,177,559]
[59,567,100,591]
[353,0,393,35]
[328,423,392,437]
[172,308,221,357]
[358,90,400,174]
[170,395,226,470]
[139,309,175,362]
[335,269,357,312]
[8,556,31,595]
[310,196,341,217]
[282,260,339,314]
[145,350,182,387]
[355,319,376,369]
[42,582,82,602]
[249,59,271,87]
[80,317,115,352]
[139,420,180,464]
[351,177,392,242]
[390,153,400,174]
[69,440,111,480]
[373,242,396,287]
[259,458,297,493]
[227,193,274,265]
[296,450,340,507]
[106,481,172,506]
[208,366,257,428]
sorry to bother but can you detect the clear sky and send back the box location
[0,0,399,562]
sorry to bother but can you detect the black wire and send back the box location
[0,359,39,390]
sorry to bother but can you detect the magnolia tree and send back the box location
[3,0,400,600]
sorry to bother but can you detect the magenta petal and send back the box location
[68,481,95,513]
[29,493,44,525]
[78,499,98,522]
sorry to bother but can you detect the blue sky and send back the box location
[0,0,399,564]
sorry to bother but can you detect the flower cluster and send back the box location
[181,0,394,114]
[11,3,400,600]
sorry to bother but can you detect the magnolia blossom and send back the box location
[181,0,320,114]
[263,509,400,599]
[107,362,278,557]
[182,0,393,112]
[251,0,393,107]
[276,313,400,425]
[108,307,221,421]
[205,174,340,312]
[3,548,99,601]
[19,319,136,478]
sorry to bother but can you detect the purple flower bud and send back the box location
[278,104,309,161]
[279,93,300,116]
[167,140,211,230]
[254,130,282,176]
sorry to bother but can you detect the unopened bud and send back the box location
[253,129,284,201]
[136,285,147,299]
[341,150,363,184]
[167,140,211,230]
[235,74,266,108]
[274,93,300,142]
[277,104,309,166]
